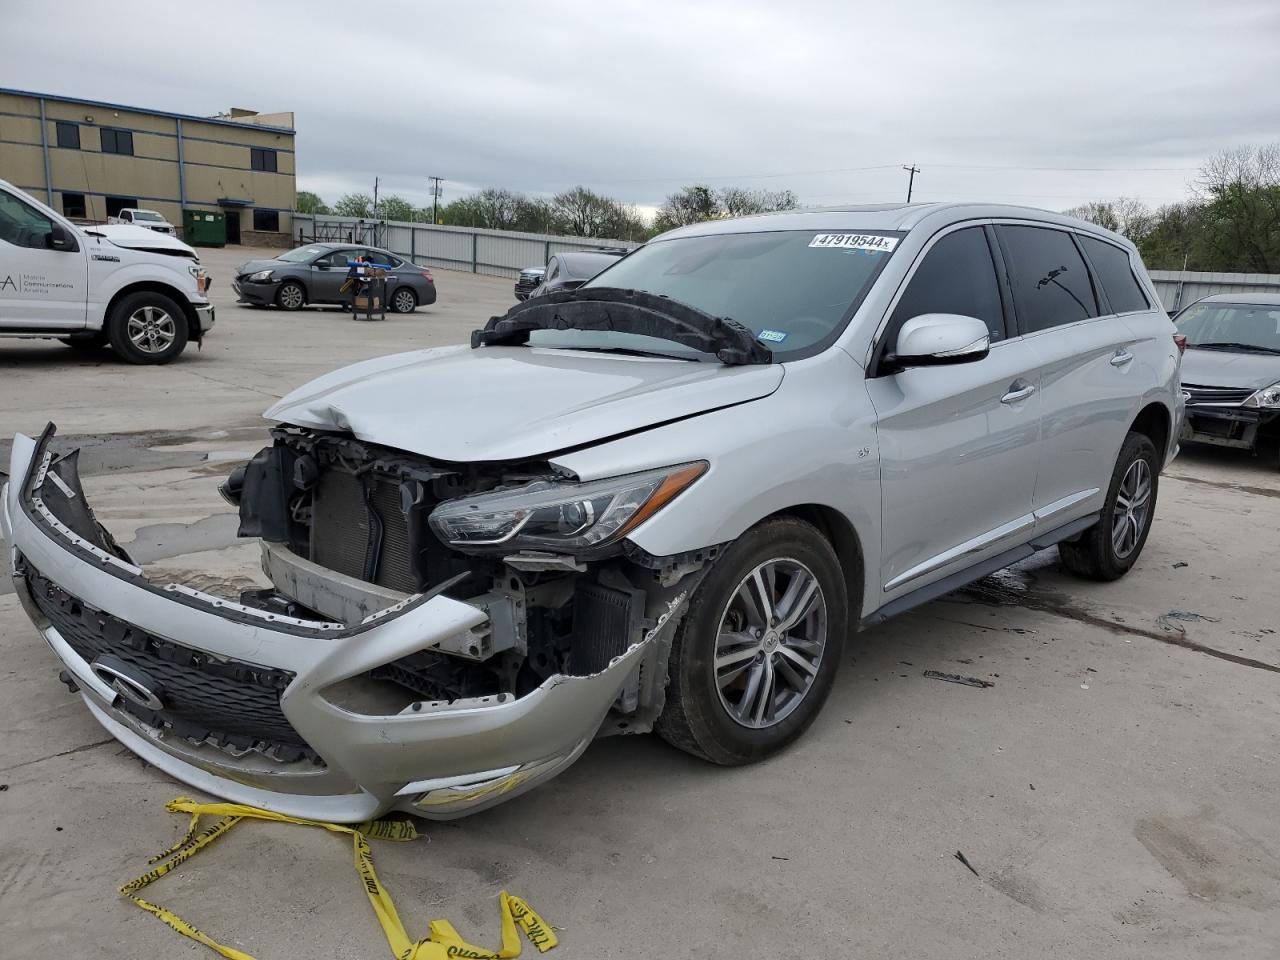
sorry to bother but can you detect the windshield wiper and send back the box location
[548,345,700,362]
[1191,341,1280,355]
[471,287,772,365]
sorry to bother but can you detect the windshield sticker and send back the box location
[809,233,898,252]
[758,329,788,344]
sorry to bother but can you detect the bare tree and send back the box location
[1194,144,1280,273]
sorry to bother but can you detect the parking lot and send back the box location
[2,245,1278,958]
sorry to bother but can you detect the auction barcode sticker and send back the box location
[809,233,898,252]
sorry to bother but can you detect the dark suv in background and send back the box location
[514,249,627,300]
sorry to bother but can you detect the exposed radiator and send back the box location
[310,469,419,593]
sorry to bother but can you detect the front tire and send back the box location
[1059,431,1158,581]
[275,281,306,311]
[656,517,848,765]
[105,292,188,364]
[390,287,417,314]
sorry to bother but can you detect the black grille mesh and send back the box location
[27,570,314,758]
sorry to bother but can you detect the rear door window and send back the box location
[889,226,1006,343]
[1078,236,1150,314]
[998,225,1099,332]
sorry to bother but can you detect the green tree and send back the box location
[378,195,417,222]
[333,193,373,218]
[654,184,721,231]
[551,186,642,238]
[719,187,799,218]
[295,191,329,215]
[1194,144,1280,273]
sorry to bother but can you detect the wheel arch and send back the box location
[764,504,865,615]
[104,282,200,343]
[1128,400,1172,463]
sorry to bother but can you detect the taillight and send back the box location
[421,271,434,282]
[1173,334,1187,355]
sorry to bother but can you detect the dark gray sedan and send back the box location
[233,243,437,313]
[1175,292,1280,459]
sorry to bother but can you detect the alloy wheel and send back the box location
[1112,458,1152,559]
[279,284,304,309]
[393,289,415,312]
[126,306,177,355]
[713,558,828,729]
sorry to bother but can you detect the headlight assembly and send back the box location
[1244,382,1280,409]
[428,462,707,555]
[248,269,275,282]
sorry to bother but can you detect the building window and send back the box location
[105,196,138,219]
[100,127,134,155]
[62,193,87,219]
[250,148,278,172]
[55,121,80,150]
[252,209,280,232]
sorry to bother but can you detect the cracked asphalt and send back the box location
[2,248,1278,958]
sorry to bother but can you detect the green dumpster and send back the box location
[182,209,226,247]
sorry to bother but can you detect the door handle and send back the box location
[1110,350,1134,367]
[1000,380,1036,404]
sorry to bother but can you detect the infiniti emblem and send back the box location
[90,654,165,711]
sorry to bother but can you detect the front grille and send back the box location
[310,469,417,592]
[26,569,316,761]
[1183,383,1254,406]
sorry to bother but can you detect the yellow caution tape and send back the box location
[119,796,558,960]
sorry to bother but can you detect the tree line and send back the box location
[1064,144,1280,274]
[294,183,799,241]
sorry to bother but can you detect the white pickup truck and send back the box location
[0,180,213,363]
[107,207,176,235]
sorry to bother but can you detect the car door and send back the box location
[310,249,354,303]
[996,224,1138,528]
[866,223,1042,602]
[0,189,87,329]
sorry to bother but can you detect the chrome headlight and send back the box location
[428,462,707,555]
[1244,382,1280,409]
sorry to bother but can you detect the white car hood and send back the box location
[265,344,784,462]
[89,224,194,255]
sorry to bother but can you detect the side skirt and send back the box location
[860,513,1100,627]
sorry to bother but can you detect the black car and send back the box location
[233,243,437,313]
[514,249,627,301]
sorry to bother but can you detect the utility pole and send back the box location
[428,176,444,224]
[373,176,379,219]
[902,164,920,203]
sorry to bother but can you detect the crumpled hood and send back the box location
[89,224,196,256]
[265,344,784,462]
[236,259,284,276]
[1181,348,1280,391]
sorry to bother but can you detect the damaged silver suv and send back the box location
[3,204,1184,821]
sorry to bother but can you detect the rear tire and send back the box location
[390,287,417,314]
[105,292,188,364]
[1059,431,1158,581]
[656,517,847,765]
[275,281,306,311]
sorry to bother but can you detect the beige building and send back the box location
[0,87,295,245]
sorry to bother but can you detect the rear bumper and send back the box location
[3,428,648,820]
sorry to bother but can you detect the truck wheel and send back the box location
[106,292,189,364]
[656,516,847,765]
[1059,431,1158,581]
[276,282,306,311]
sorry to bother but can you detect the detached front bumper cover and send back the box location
[3,426,653,821]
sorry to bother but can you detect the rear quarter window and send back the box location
[1078,236,1150,314]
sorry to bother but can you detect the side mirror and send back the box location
[886,313,990,370]
[314,261,330,270]
[47,223,78,252]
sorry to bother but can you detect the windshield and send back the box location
[527,230,899,359]
[278,245,330,263]
[131,210,163,222]
[1175,302,1280,352]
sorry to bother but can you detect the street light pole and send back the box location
[429,176,444,224]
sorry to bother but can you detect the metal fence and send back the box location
[1149,270,1280,312]
[292,215,637,279]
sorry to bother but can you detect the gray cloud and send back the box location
[4,0,1277,214]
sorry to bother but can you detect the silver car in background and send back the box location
[4,203,1182,821]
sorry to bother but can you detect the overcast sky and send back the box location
[4,0,1277,219]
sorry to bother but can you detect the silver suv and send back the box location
[3,203,1183,820]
